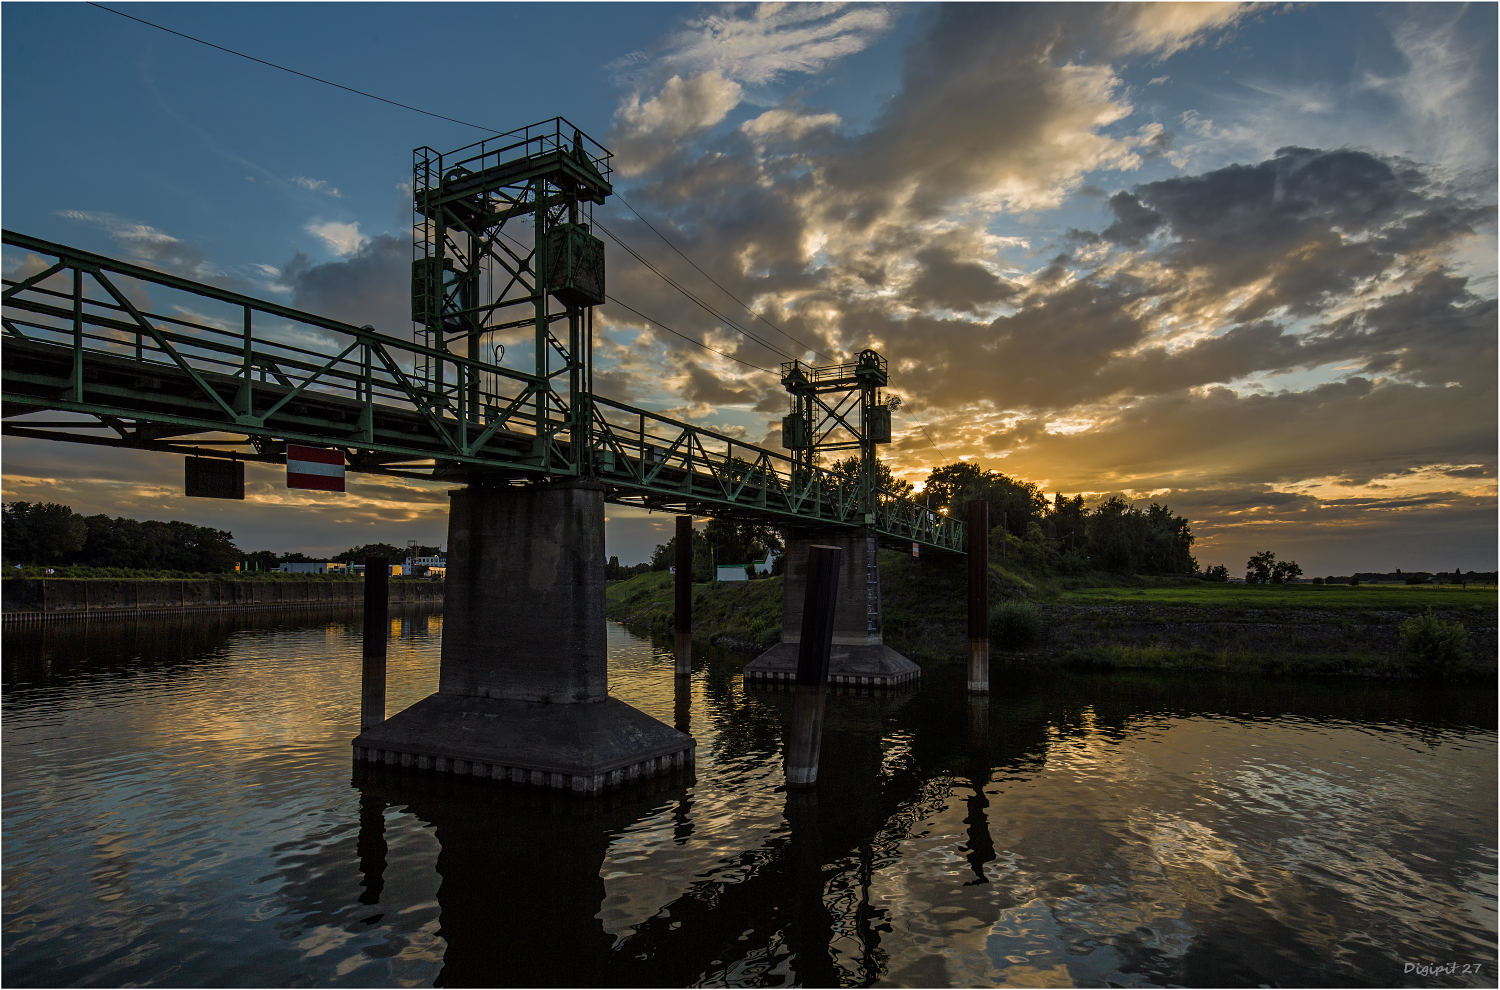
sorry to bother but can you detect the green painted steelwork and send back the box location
[780,349,900,525]
[1,230,962,551]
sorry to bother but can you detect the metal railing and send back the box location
[1,231,964,551]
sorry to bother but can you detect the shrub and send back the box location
[989,599,1043,650]
[1349,577,1360,586]
[1398,610,1471,677]
[1202,564,1230,582]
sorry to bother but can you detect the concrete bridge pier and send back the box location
[352,479,694,793]
[743,528,919,689]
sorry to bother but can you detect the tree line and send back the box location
[1,502,439,573]
[641,461,1201,580]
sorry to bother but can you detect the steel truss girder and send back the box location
[2,230,963,552]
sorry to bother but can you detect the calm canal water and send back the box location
[3,607,1495,988]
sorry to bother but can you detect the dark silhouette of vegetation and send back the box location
[647,518,782,581]
[1246,550,1302,584]
[828,455,915,498]
[2,502,88,565]
[4,502,242,572]
[921,462,1048,539]
[332,543,408,564]
[1203,564,1231,582]
[1085,496,1197,575]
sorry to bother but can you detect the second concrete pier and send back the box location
[743,527,919,689]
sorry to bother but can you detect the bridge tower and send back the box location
[780,348,896,523]
[744,350,919,689]
[410,119,608,473]
[355,120,693,791]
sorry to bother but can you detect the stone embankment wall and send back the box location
[1037,603,1497,668]
[2,579,442,623]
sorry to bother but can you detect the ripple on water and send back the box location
[3,614,1495,987]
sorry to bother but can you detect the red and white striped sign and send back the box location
[286,445,346,492]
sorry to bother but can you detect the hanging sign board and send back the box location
[185,456,245,499]
[286,445,346,492]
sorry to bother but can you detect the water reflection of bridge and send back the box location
[350,677,1019,987]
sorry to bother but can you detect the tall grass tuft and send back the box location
[1397,609,1471,677]
[989,599,1043,650]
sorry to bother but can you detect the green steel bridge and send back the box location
[1,120,964,552]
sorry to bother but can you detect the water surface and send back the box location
[3,608,1494,987]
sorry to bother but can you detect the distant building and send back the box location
[277,562,337,574]
[350,564,405,576]
[406,555,446,577]
[716,550,781,582]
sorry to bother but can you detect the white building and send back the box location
[715,550,781,582]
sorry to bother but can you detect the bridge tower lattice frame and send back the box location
[412,118,611,476]
[780,349,895,524]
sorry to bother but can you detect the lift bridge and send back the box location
[3,118,993,793]
[0,118,962,553]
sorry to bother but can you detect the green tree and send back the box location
[244,550,279,571]
[828,455,915,498]
[1246,550,1277,584]
[921,462,1047,537]
[1270,559,1303,584]
[2,501,88,565]
[1045,493,1087,551]
[702,517,783,567]
[650,529,713,580]
[334,543,405,564]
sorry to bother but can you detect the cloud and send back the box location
[55,209,211,278]
[1375,5,1498,171]
[620,2,897,87]
[291,176,342,198]
[303,220,365,256]
[612,71,745,176]
[1111,2,1251,59]
[277,233,409,333]
[741,108,842,143]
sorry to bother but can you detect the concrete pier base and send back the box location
[352,696,692,793]
[744,528,919,689]
[353,480,693,794]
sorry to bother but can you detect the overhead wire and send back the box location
[86,1,801,377]
[603,296,775,375]
[593,220,792,362]
[917,425,947,456]
[87,3,498,133]
[611,194,832,362]
[496,229,774,375]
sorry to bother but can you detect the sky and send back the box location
[2,1,1496,573]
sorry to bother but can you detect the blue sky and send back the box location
[3,2,1496,572]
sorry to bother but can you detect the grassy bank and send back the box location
[605,555,1496,679]
[1054,582,1498,610]
[605,571,784,651]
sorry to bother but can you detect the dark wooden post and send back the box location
[967,500,989,694]
[674,514,692,676]
[362,556,388,731]
[785,544,841,788]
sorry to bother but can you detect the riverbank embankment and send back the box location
[1,578,442,624]
[604,559,1498,678]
